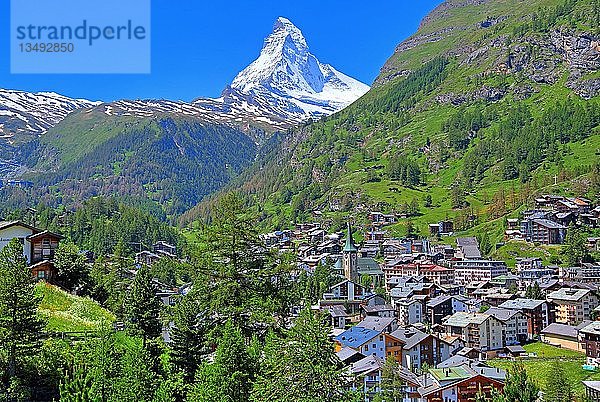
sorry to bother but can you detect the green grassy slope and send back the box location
[183,0,600,240]
[36,282,115,332]
[489,342,600,396]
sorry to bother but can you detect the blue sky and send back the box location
[1,0,441,102]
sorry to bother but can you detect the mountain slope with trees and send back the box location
[9,111,258,217]
[183,0,600,239]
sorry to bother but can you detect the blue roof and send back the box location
[335,326,380,348]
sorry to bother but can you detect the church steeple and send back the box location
[342,222,358,281]
[343,222,357,252]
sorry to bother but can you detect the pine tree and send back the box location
[374,356,406,402]
[0,239,45,380]
[112,341,157,402]
[250,309,349,402]
[213,320,254,401]
[59,364,94,402]
[197,193,296,333]
[502,362,538,402]
[187,320,254,402]
[563,225,590,267]
[186,362,222,402]
[124,264,161,346]
[526,282,544,300]
[424,194,433,207]
[169,290,208,382]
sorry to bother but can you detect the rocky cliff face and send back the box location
[376,0,599,101]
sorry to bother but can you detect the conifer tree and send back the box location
[112,341,158,402]
[124,264,161,346]
[196,192,296,333]
[186,320,254,402]
[374,356,406,402]
[169,290,209,382]
[54,241,88,291]
[59,364,94,402]
[0,238,45,380]
[502,362,538,402]
[250,309,349,402]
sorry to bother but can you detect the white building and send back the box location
[0,221,37,263]
[449,260,508,285]
[547,288,600,325]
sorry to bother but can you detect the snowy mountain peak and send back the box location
[229,17,369,120]
[272,17,307,51]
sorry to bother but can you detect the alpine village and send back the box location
[1,0,600,401]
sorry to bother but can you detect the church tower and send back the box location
[342,222,358,281]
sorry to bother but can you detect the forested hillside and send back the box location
[183,0,600,239]
[2,110,258,217]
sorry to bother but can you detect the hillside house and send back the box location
[0,221,63,280]
[418,364,505,402]
[540,322,585,351]
[391,326,455,371]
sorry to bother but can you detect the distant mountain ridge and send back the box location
[0,17,368,144]
[0,89,100,139]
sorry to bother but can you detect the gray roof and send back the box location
[576,320,594,331]
[326,305,349,318]
[355,316,397,333]
[436,355,473,368]
[541,323,578,339]
[391,327,429,350]
[583,381,600,392]
[485,307,520,322]
[336,347,364,363]
[349,355,383,375]
[427,295,468,308]
[471,365,506,382]
[505,345,526,354]
[427,295,453,308]
[445,312,491,327]
[457,237,479,247]
[358,257,382,274]
[461,245,482,259]
[362,304,395,313]
[547,288,591,302]
[533,219,566,230]
[499,298,545,310]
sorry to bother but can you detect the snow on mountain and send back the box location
[225,17,370,121]
[0,17,369,143]
[0,89,100,140]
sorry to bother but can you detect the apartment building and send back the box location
[547,288,599,325]
[449,260,508,285]
[443,312,505,352]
